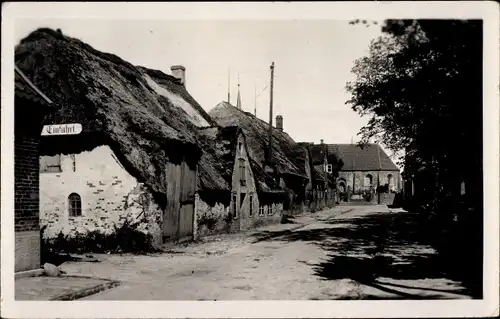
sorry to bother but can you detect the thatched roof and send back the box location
[138,66,217,128]
[197,126,242,188]
[209,101,309,193]
[15,28,226,206]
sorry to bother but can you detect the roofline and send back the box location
[15,66,53,105]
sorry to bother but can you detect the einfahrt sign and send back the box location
[41,123,82,136]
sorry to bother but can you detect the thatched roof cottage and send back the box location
[15,28,242,250]
[209,101,323,214]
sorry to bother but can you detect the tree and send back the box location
[346,19,483,217]
[346,20,484,298]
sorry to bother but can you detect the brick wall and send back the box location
[15,134,42,271]
[39,145,163,249]
[15,135,41,232]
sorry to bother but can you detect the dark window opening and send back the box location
[232,194,238,219]
[40,154,62,173]
[249,195,253,217]
[239,158,246,186]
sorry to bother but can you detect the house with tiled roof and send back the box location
[333,143,400,202]
[307,142,401,204]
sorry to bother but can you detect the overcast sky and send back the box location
[15,19,383,145]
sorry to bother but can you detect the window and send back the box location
[238,142,242,152]
[268,205,273,216]
[364,174,373,187]
[326,164,333,173]
[40,154,62,173]
[249,195,253,217]
[239,158,246,186]
[387,174,393,188]
[259,206,265,216]
[232,194,238,218]
[68,193,82,217]
[339,182,345,193]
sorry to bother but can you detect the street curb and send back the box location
[15,269,44,279]
[49,276,121,301]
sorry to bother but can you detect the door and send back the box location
[177,161,195,243]
[164,161,195,243]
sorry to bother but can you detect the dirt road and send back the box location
[59,205,472,300]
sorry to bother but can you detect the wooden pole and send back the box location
[254,84,257,116]
[268,62,275,164]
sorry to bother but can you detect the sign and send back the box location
[41,123,82,136]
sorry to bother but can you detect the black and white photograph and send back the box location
[2,2,499,318]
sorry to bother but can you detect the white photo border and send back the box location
[2,1,499,318]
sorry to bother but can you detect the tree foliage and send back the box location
[346,19,483,214]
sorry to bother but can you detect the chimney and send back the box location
[320,139,324,144]
[276,115,283,131]
[171,65,186,86]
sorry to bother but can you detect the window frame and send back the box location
[40,154,63,173]
[364,174,373,187]
[68,193,82,217]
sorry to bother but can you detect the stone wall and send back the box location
[194,193,231,239]
[379,192,396,205]
[39,145,163,249]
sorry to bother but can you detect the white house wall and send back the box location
[233,133,282,230]
[39,145,163,248]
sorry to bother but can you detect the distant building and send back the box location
[305,142,401,205]
[305,140,341,208]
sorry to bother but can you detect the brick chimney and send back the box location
[320,139,324,144]
[276,115,283,131]
[171,65,186,86]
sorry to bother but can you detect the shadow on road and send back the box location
[251,210,482,299]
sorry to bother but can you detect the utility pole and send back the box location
[268,62,275,165]
[377,143,381,204]
[254,84,257,116]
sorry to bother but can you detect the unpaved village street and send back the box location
[59,205,471,300]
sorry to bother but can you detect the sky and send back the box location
[14,19,383,145]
